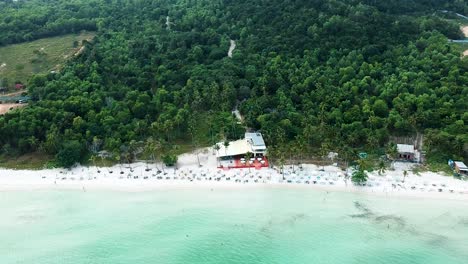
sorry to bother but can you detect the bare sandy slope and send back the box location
[461,26,468,57]
[462,26,468,38]
[0,103,25,114]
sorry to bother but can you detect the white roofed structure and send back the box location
[454,161,468,175]
[396,144,421,163]
[454,161,468,169]
[245,132,267,154]
[216,132,267,158]
[215,140,251,158]
[397,144,415,154]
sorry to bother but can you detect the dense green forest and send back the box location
[0,0,100,45]
[0,0,467,167]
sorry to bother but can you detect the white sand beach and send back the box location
[1,148,467,200]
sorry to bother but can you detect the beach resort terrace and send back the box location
[215,132,269,169]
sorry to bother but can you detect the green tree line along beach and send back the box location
[0,0,467,168]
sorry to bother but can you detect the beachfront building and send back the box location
[215,132,268,169]
[454,161,468,176]
[396,144,421,163]
[245,132,267,156]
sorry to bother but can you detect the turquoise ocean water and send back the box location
[0,187,467,264]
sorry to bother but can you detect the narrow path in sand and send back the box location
[166,16,171,30]
[228,39,236,58]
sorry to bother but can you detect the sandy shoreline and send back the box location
[0,160,467,201]
[0,148,466,200]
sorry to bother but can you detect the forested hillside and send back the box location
[0,0,467,167]
[0,0,100,45]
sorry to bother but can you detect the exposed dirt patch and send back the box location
[0,103,26,115]
[462,26,468,38]
[462,26,468,57]
[74,45,86,57]
[73,37,94,57]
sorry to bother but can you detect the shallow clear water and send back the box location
[0,188,467,264]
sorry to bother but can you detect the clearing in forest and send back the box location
[0,103,25,115]
[0,31,95,86]
[462,25,468,38]
[462,26,468,56]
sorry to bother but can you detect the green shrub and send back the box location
[352,169,368,185]
[55,140,84,168]
[162,154,178,167]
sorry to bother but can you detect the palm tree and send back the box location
[319,142,329,170]
[100,153,112,173]
[188,116,201,167]
[295,137,306,166]
[214,143,221,155]
[194,139,201,167]
[115,153,124,174]
[245,152,253,173]
[357,157,369,172]
[223,140,230,156]
[146,137,164,173]
[143,138,155,171]
[141,138,152,171]
[213,143,221,166]
[289,146,297,173]
[279,155,285,178]
[119,145,131,173]
[340,146,355,171]
[277,146,286,177]
[378,160,386,175]
[352,169,368,185]
[90,154,100,173]
[128,140,144,171]
[352,155,369,186]
[172,144,180,171]
[386,142,398,170]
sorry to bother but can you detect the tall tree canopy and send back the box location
[0,0,467,165]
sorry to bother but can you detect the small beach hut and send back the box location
[396,144,416,162]
[454,161,468,176]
